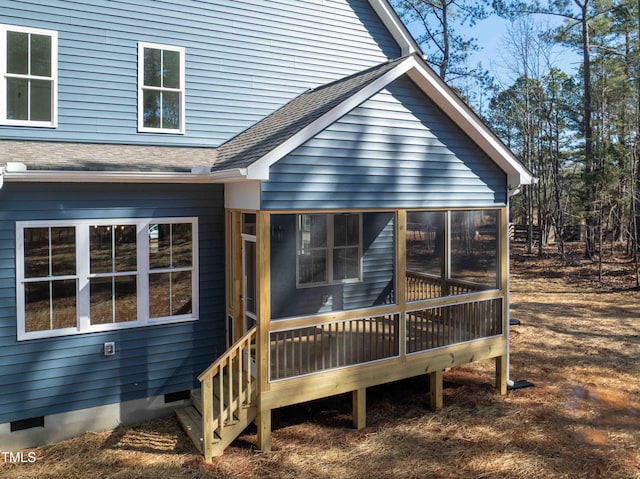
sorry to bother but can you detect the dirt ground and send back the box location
[2,243,640,478]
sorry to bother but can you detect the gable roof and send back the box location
[214,54,534,187]
[214,56,408,173]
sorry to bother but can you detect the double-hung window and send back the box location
[17,218,198,340]
[138,42,185,133]
[297,213,362,287]
[0,24,57,127]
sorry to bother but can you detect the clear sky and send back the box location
[402,10,582,86]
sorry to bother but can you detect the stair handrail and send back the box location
[198,326,257,462]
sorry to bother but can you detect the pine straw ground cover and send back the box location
[2,243,640,479]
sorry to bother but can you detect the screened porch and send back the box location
[226,208,508,385]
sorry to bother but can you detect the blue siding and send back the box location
[261,76,507,210]
[0,183,226,424]
[271,213,394,319]
[0,0,400,146]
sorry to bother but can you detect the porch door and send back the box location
[242,235,257,333]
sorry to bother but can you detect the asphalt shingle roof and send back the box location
[213,56,408,171]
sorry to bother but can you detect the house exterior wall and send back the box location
[0,0,399,147]
[261,76,507,210]
[0,183,226,426]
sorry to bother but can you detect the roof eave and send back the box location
[0,167,247,184]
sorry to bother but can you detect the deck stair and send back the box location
[176,327,257,459]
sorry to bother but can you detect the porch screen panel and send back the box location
[406,211,445,301]
[450,210,498,290]
[270,213,395,320]
[270,314,399,380]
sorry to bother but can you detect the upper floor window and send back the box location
[0,24,57,127]
[138,42,185,134]
[297,213,362,287]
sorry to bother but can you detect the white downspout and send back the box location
[0,166,5,190]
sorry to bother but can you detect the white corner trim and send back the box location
[246,59,414,181]
[366,0,421,56]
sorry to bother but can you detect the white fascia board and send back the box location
[405,58,535,187]
[367,0,421,56]
[2,168,247,184]
[246,58,415,181]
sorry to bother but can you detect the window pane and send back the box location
[25,281,50,332]
[334,214,359,247]
[115,275,137,322]
[51,227,75,276]
[52,279,77,329]
[30,79,52,122]
[162,91,180,130]
[7,78,28,120]
[30,34,51,77]
[143,48,162,87]
[406,211,446,301]
[90,226,112,273]
[143,90,161,128]
[172,223,192,268]
[299,250,326,284]
[90,276,113,325]
[333,246,359,281]
[149,272,170,318]
[51,226,76,276]
[300,215,326,250]
[149,223,171,269]
[162,49,180,89]
[24,227,50,278]
[450,210,498,289]
[171,271,192,315]
[242,213,256,235]
[115,225,137,272]
[7,31,28,74]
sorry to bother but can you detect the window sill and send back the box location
[17,315,198,341]
[0,119,57,128]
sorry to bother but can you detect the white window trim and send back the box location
[296,213,363,289]
[0,24,58,128]
[137,41,185,134]
[16,217,199,341]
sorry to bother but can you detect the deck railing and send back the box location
[269,314,399,381]
[197,326,257,461]
[406,270,490,300]
[267,272,503,381]
[406,297,503,354]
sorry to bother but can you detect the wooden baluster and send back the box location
[218,366,225,427]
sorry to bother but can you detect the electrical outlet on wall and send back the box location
[104,342,116,356]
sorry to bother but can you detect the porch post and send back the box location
[429,370,443,410]
[496,206,509,395]
[256,211,272,451]
[352,388,366,430]
[396,210,407,359]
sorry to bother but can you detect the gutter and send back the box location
[0,163,248,184]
